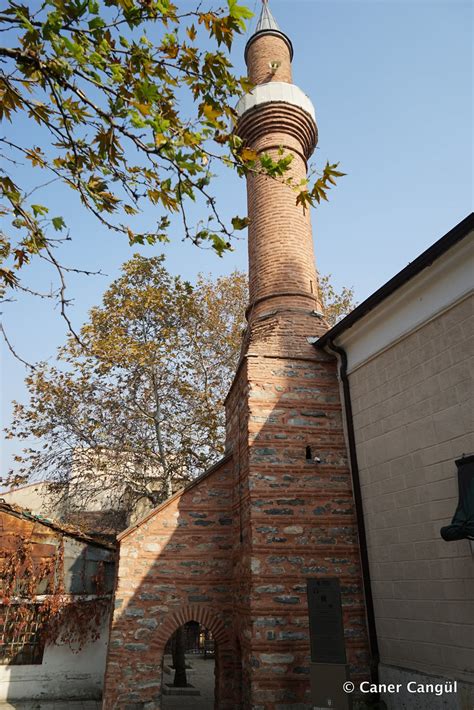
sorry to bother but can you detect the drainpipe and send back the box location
[325,338,380,690]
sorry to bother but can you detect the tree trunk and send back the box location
[151,371,173,498]
[172,626,188,687]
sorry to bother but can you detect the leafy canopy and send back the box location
[4,256,355,528]
[5,254,248,521]
[0,0,344,308]
[0,0,256,296]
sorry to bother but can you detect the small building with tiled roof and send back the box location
[0,500,116,702]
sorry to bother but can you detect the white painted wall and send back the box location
[330,230,474,706]
[0,613,110,701]
[337,230,473,373]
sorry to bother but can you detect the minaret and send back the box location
[226,4,371,708]
[236,0,322,329]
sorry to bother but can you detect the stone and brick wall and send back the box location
[103,310,374,709]
[103,456,240,709]
[224,309,371,709]
[348,295,474,700]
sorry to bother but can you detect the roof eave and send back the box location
[314,212,474,350]
[0,501,115,549]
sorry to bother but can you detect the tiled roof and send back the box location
[0,499,115,549]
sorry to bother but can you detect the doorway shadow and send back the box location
[161,621,215,710]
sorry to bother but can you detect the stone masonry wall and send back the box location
[225,310,371,709]
[103,456,239,709]
[349,295,474,688]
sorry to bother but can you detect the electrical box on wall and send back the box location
[309,663,352,710]
[307,577,346,664]
[307,578,352,709]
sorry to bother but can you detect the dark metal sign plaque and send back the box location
[307,577,346,664]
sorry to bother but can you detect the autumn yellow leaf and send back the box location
[202,104,222,122]
[154,133,167,148]
[241,147,258,162]
[133,102,151,116]
[186,24,197,41]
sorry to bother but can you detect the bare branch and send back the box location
[0,323,36,369]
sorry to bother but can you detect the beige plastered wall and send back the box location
[348,293,473,693]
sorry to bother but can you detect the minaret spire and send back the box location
[256,0,280,33]
[245,0,293,65]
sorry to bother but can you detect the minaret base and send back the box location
[225,310,371,709]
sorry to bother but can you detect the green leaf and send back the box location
[15,10,35,33]
[209,233,230,257]
[89,17,105,31]
[228,0,254,21]
[130,112,147,129]
[31,204,49,217]
[52,216,66,231]
[231,216,250,231]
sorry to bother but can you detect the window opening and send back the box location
[0,604,45,665]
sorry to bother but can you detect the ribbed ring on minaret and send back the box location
[236,82,318,160]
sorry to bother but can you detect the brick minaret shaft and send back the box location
[227,5,371,708]
[237,6,322,328]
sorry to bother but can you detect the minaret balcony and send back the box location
[236,82,318,161]
[236,81,316,122]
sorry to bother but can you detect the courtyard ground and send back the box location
[162,654,215,710]
[0,655,214,710]
[0,704,100,710]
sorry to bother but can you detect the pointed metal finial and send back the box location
[256,0,280,33]
[244,0,293,63]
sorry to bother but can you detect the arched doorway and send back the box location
[154,605,240,710]
[162,621,216,709]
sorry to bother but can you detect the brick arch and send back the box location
[155,605,239,710]
[155,604,232,652]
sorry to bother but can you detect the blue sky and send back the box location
[1,0,472,475]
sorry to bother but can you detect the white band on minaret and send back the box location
[236,81,316,122]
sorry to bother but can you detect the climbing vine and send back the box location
[0,534,111,653]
